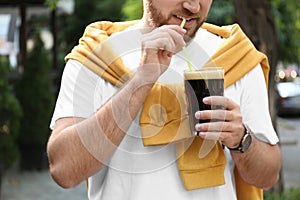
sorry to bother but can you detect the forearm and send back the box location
[78,73,155,164]
[231,135,281,189]
[47,72,155,188]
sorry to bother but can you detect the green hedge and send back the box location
[264,188,300,200]
[15,33,54,170]
[0,57,22,170]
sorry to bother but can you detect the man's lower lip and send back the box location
[185,19,194,25]
[182,19,195,27]
[175,17,194,27]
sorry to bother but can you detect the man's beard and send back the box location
[147,1,205,42]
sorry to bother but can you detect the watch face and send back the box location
[242,134,252,152]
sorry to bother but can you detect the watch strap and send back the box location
[228,124,252,153]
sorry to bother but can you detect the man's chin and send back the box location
[183,34,192,43]
[184,29,197,42]
[184,22,204,42]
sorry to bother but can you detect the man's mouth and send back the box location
[175,15,193,22]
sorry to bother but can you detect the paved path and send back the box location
[1,117,299,199]
[1,169,87,200]
[277,117,300,189]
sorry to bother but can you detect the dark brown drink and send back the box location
[184,68,224,136]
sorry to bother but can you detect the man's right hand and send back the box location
[139,25,186,83]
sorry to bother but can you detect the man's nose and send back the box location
[182,0,200,14]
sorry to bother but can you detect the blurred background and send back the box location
[0,0,299,199]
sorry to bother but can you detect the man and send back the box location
[47,0,281,199]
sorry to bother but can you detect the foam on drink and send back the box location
[184,68,223,80]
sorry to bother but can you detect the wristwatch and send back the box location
[228,124,253,153]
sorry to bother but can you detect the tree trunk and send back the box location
[50,9,57,71]
[232,0,283,193]
[0,164,3,198]
[19,3,27,71]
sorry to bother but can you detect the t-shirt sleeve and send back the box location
[49,59,102,130]
[240,65,279,145]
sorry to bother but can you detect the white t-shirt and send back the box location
[50,26,279,200]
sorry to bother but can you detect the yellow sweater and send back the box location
[66,20,269,200]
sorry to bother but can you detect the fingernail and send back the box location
[195,123,201,130]
[199,132,206,137]
[195,111,200,118]
[203,97,210,103]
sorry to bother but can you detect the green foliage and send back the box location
[46,0,59,10]
[96,0,126,21]
[16,33,54,146]
[264,188,300,200]
[122,0,142,20]
[0,57,22,170]
[57,0,125,56]
[207,0,233,25]
[272,0,300,64]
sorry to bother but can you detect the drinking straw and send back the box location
[180,18,193,71]
[180,17,186,29]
